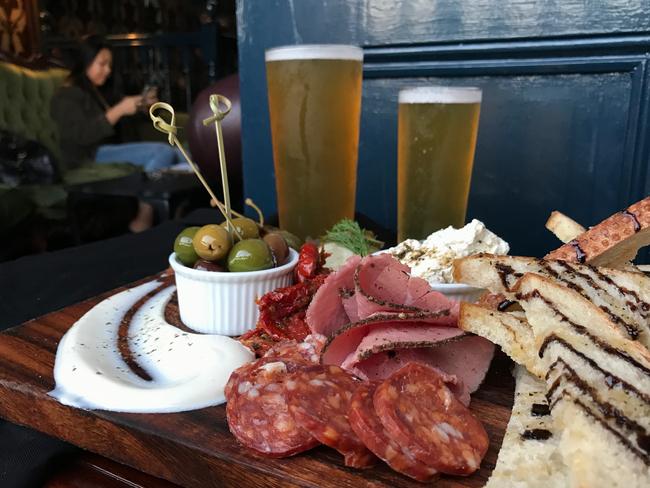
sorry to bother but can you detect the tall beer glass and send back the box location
[397,86,482,242]
[265,45,363,240]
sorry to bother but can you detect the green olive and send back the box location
[277,230,302,251]
[173,226,200,266]
[220,217,259,241]
[263,232,289,266]
[227,239,274,272]
[193,224,232,261]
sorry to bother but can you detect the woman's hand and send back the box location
[118,95,144,115]
[142,87,159,109]
[106,95,144,125]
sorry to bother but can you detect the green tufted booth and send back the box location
[0,57,140,234]
[0,61,67,160]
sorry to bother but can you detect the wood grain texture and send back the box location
[0,277,514,487]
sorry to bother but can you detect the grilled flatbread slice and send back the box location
[459,303,542,377]
[484,365,566,488]
[515,273,650,488]
[545,196,650,268]
[453,254,650,348]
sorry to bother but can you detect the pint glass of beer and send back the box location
[265,45,363,239]
[397,86,482,242]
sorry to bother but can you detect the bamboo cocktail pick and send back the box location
[202,95,234,239]
[149,101,245,240]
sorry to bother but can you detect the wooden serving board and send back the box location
[0,276,514,488]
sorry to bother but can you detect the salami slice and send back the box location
[285,364,377,468]
[226,358,318,457]
[374,362,489,476]
[224,358,259,401]
[263,333,327,364]
[348,381,438,482]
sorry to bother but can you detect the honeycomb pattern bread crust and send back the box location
[545,196,650,267]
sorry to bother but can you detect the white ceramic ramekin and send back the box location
[168,248,299,335]
[426,282,485,303]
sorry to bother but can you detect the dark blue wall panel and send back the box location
[237,0,650,258]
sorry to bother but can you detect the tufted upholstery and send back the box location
[0,61,68,163]
[0,58,143,237]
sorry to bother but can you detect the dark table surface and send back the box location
[0,208,220,488]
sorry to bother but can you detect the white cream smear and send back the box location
[50,279,254,413]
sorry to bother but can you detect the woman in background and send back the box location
[50,35,182,172]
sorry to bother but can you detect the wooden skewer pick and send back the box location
[203,95,234,241]
[149,101,243,240]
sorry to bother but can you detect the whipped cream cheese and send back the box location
[50,279,253,413]
[389,219,509,284]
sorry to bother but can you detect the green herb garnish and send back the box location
[323,219,384,256]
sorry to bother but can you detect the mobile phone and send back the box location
[141,84,157,98]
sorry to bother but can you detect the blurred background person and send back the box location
[50,34,183,172]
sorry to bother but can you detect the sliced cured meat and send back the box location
[320,313,452,368]
[342,348,471,406]
[303,333,327,356]
[341,293,359,322]
[362,255,412,304]
[354,254,414,318]
[224,358,258,401]
[404,274,434,305]
[413,335,494,396]
[410,292,461,321]
[348,329,493,396]
[352,324,466,361]
[285,364,376,468]
[306,255,361,337]
[226,358,318,457]
[328,319,494,405]
[363,310,458,324]
[348,381,438,482]
[374,363,489,475]
[354,254,458,326]
[263,333,327,364]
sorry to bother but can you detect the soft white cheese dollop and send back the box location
[49,280,254,413]
[389,219,509,284]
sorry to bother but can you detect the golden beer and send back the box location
[265,45,363,239]
[397,87,482,242]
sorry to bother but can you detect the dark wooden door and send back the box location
[237,0,650,258]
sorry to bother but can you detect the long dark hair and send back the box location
[66,35,110,107]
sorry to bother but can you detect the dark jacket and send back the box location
[50,84,114,170]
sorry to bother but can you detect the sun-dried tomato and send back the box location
[294,242,327,283]
[256,274,327,341]
[237,328,277,357]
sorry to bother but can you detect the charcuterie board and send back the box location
[0,275,514,488]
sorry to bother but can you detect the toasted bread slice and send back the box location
[546,211,586,244]
[485,365,566,488]
[545,196,650,267]
[459,303,543,377]
[453,254,650,347]
[514,273,650,488]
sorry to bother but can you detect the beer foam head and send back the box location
[265,44,363,62]
[399,86,482,104]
